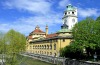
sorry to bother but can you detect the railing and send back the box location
[21,53,100,65]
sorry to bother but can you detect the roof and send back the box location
[57,22,72,33]
[66,4,76,11]
[28,36,32,39]
[46,33,58,38]
[30,36,73,43]
[32,29,45,33]
[57,29,72,33]
[29,25,45,35]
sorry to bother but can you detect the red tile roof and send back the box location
[33,29,44,33]
[46,33,58,38]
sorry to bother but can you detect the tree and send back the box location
[96,16,100,22]
[72,17,100,58]
[0,29,26,65]
[60,42,84,59]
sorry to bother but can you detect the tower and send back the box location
[62,4,78,29]
[45,25,48,36]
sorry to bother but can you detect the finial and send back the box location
[35,25,40,29]
[46,24,48,28]
[68,4,71,5]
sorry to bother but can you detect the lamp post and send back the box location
[93,52,97,62]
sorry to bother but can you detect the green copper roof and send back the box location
[57,29,71,33]
[66,4,76,11]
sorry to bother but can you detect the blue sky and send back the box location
[0,0,100,36]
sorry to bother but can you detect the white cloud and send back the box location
[78,8,99,17]
[1,0,64,35]
[2,0,100,36]
[4,0,52,14]
[59,0,71,8]
[0,13,62,36]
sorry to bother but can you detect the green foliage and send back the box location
[96,16,100,22]
[72,17,100,49]
[60,42,84,59]
[0,29,26,65]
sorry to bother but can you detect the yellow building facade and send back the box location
[27,36,72,56]
[26,23,72,57]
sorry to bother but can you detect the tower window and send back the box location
[68,12,70,14]
[65,12,67,15]
[72,12,74,14]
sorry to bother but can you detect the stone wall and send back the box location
[21,53,100,65]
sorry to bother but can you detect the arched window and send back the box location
[47,52,49,55]
[33,46,34,49]
[47,45,49,49]
[42,45,43,49]
[30,46,31,49]
[40,45,41,49]
[54,53,56,57]
[50,44,52,50]
[38,45,39,49]
[44,45,46,49]
[54,44,56,50]
[50,52,52,55]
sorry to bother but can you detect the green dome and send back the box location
[66,4,76,11]
[57,29,71,33]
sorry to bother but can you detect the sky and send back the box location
[0,0,100,36]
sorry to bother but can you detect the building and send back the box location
[26,4,77,57]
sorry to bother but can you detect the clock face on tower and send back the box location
[72,19,75,23]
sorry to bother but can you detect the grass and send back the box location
[20,57,56,65]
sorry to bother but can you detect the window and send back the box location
[55,39,58,42]
[50,52,52,55]
[54,53,56,57]
[40,51,41,54]
[47,45,49,49]
[30,46,31,49]
[50,44,52,50]
[65,12,67,15]
[33,46,34,49]
[63,39,65,42]
[47,52,49,55]
[72,12,74,14]
[54,44,56,50]
[42,51,43,54]
[68,12,70,14]
[44,45,46,49]
[40,45,41,49]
